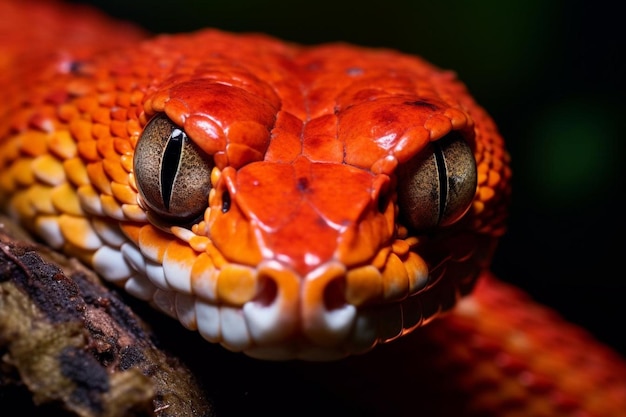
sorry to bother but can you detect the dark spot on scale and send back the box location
[221,191,231,213]
[68,60,83,73]
[297,177,309,192]
[405,100,439,111]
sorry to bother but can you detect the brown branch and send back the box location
[0,216,213,417]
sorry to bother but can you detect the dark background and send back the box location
[73,0,626,357]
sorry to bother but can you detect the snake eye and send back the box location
[133,113,214,223]
[396,131,477,231]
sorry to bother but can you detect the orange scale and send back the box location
[345,265,384,306]
[86,162,113,195]
[110,107,127,122]
[189,235,210,252]
[491,158,504,172]
[118,222,142,245]
[9,108,33,132]
[162,240,198,294]
[389,126,430,164]
[92,123,111,142]
[91,106,111,124]
[226,143,264,169]
[10,159,36,186]
[102,159,128,184]
[18,131,49,157]
[264,112,302,163]
[184,114,226,156]
[32,154,66,186]
[424,113,453,140]
[58,214,102,251]
[121,204,146,222]
[303,135,343,163]
[69,119,94,142]
[444,107,469,129]
[57,103,79,123]
[126,118,142,139]
[76,95,99,114]
[227,120,272,154]
[77,140,100,162]
[97,92,117,108]
[487,170,502,188]
[9,192,37,220]
[477,161,490,175]
[100,194,126,220]
[478,186,496,202]
[95,79,115,94]
[381,252,410,301]
[404,251,429,293]
[111,182,137,205]
[138,224,172,263]
[190,252,219,302]
[0,138,20,163]
[119,154,133,173]
[147,90,169,113]
[162,98,189,126]
[216,264,258,306]
[66,79,94,97]
[0,173,16,195]
[26,184,55,214]
[391,239,410,256]
[477,172,488,186]
[110,121,129,139]
[95,136,119,160]
[51,183,83,216]
[129,90,145,106]
[48,130,77,159]
[369,155,398,176]
[114,76,136,92]
[76,185,103,215]
[115,92,132,109]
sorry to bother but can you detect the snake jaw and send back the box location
[116,214,462,360]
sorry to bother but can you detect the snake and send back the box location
[1,0,625,415]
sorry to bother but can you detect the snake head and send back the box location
[0,30,508,360]
[124,35,510,360]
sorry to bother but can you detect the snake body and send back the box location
[1,1,625,415]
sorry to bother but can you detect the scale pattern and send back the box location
[0,1,625,414]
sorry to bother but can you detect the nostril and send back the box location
[243,264,300,347]
[324,277,347,311]
[253,275,278,307]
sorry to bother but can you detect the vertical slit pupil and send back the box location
[161,128,185,211]
[432,141,448,225]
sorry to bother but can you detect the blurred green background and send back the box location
[77,0,625,359]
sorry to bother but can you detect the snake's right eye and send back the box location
[133,113,215,224]
[396,131,477,231]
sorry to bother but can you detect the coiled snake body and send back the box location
[1,1,625,415]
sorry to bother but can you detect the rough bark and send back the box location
[0,216,213,417]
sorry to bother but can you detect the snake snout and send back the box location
[241,261,356,360]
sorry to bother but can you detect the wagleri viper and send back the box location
[1,1,625,415]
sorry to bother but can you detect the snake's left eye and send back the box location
[133,113,214,223]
